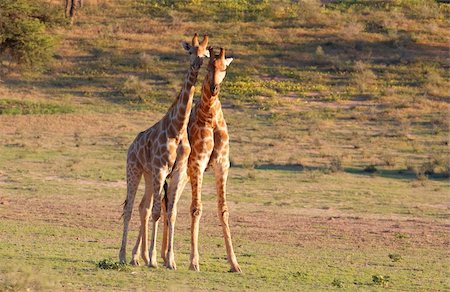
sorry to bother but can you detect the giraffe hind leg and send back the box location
[161,180,169,262]
[164,164,189,270]
[214,163,241,273]
[188,167,204,271]
[130,172,153,266]
[148,170,166,268]
[119,164,142,264]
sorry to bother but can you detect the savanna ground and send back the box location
[0,0,449,290]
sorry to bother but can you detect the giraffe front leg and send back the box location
[189,167,204,271]
[148,171,166,268]
[214,163,241,273]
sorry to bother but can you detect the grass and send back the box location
[0,0,449,290]
[0,99,74,115]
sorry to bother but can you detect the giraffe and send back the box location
[186,47,241,272]
[119,33,209,269]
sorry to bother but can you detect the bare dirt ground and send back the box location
[1,187,448,250]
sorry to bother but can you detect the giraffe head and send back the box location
[181,33,210,68]
[206,47,233,96]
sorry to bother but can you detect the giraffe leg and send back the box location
[214,163,241,273]
[148,170,166,268]
[119,164,142,264]
[131,173,153,266]
[164,164,189,270]
[130,226,142,266]
[189,167,204,271]
[160,181,169,262]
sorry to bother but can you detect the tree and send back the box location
[0,0,62,69]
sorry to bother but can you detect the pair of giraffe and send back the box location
[119,34,241,272]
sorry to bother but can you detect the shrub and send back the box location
[382,153,396,167]
[314,46,325,62]
[97,259,129,271]
[341,21,364,40]
[329,156,343,173]
[296,0,324,23]
[119,75,152,103]
[0,0,63,69]
[389,253,402,262]
[138,52,155,72]
[423,67,447,97]
[331,278,344,288]
[395,0,441,19]
[363,165,378,173]
[372,275,390,287]
[353,61,378,95]
[417,154,450,178]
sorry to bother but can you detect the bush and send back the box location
[329,156,343,173]
[291,0,324,23]
[97,259,129,271]
[363,165,378,173]
[395,0,441,19]
[423,67,447,97]
[119,75,152,103]
[353,61,378,95]
[372,275,390,287]
[0,0,63,69]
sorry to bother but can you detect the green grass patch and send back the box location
[0,99,74,115]
[97,259,129,271]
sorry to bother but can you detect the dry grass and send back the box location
[0,0,449,290]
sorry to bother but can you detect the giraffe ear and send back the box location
[224,58,233,66]
[181,41,191,51]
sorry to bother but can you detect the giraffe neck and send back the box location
[196,73,219,124]
[165,62,201,137]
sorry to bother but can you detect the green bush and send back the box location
[97,259,129,271]
[0,0,64,69]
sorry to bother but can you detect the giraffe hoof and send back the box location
[165,261,177,270]
[129,259,140,266]
[149,261,158,269]
[189,263,200,272]
[229,264,242,273]
[119,253,126,264]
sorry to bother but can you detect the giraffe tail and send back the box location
[119,199,128,220]
[119,180,168,220]
[162,180,168,211]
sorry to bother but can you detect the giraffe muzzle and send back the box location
[192,57,203,70]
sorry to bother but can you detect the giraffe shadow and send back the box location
[253,163,307,172]
[344,167,449,181]
[236,163,324,172]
